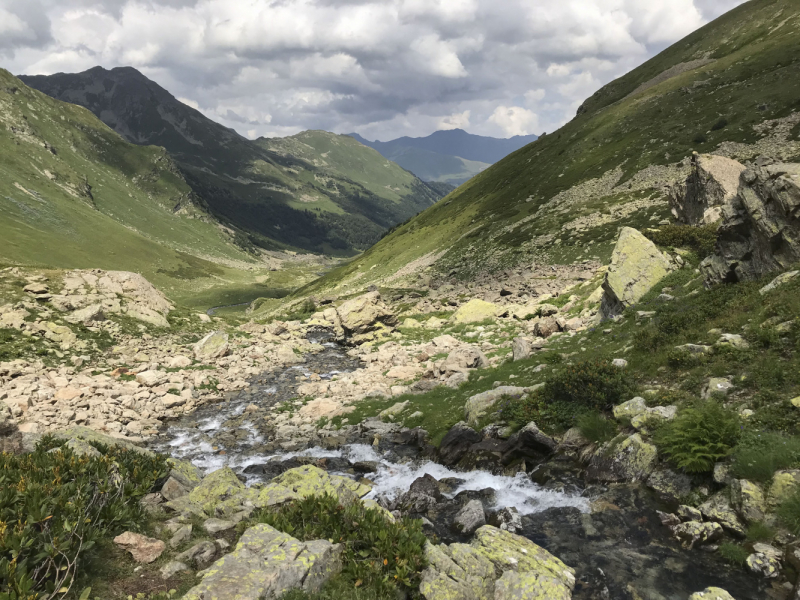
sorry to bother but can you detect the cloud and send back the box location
[4,0,748,140]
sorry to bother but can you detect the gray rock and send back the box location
[453,500,486,535]
[181,524,342,600]
[160,561,190,579]
[194,331,230,360]
[204,518,237,534]
[512,337,532,361]
[161,475,192,501]
[671,521,723,549]
[438,422,481,466]
[647,469,692,504]
[702,377,733,399]
[611,358,628,368]
[464,386,525,425]
[746,551,781,578]
[612,397,647,420]
[176,540,218,569]
[170,524,192,548]
[670,153,746,225]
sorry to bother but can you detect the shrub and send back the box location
[251,494,427,597]
[577,412,618,444]
[543,360,636,411]
[778,489,800,535]
[718,542,749,565]
[745,521,776,542]
[0,437,169,600]
[644,224,718,258]
[654,401,741,473]
[711,118,729,131]
[730,431,800,482]
[693,133,708,144]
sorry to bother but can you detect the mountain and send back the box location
[299,0,800,297]
[20,67,445,255]
[0,68,264,301]
[348,129,538,185]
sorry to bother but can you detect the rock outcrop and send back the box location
[600,227,673,319]
[699,160,800,284]
[181,523,343,600]
[335,291,398,342]
[420,526,576,600]
[670,153,747,225]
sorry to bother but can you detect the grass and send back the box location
[731,432,800,483]
[577,412,619,444]
[718,542,750,566]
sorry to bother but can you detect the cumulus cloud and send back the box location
[3,0,747,140]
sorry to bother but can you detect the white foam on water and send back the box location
[342,444,590,516]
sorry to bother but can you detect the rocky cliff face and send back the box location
[672,154,800,284]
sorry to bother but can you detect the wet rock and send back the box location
[730,479,766,523]
[160,561,190,580]
[181,524,342,600]
[491,507,522,533]
[671,521,723,549]
[113,531,166,564]
[399,474,444,513]
[502,421,557,463]
[194,331,230,361]
[453,500,486,535]
[600,227,673,319]
[439,422,481,466]
[464,386,525,426]
[688,587,736,600]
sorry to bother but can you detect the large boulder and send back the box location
[670,153,747,225]
[438,422,482,466]
[689,587,735,600]
[194,331,230,361]
[181,524,343,600]
[587,433,657,483]
[600,227,673,319]
[701,161,800,285]
[335,291,397,339]
[420,526,575,600]
[730,479,766,524]
[464,386,526,426]
[451,299,500,324]
[269,465,372,501]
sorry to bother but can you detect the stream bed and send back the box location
[148,336,769,600]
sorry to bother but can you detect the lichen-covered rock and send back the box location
[169,466,256,517]
[465,387,526,426]
[270,465,371,501]
[647,469,692,504]
[420,542,495,600]
[587,433,658,483]
[194,331,230,361]
[612,397,647,420]
[453,500,486,535]
[769,470,800,507]
[336,291,397,338]
[730,479,766,524]
[493,569,572,600]
[451,299,500,324]
[182,524,342,600]
[52,425,154,455]
[255,484,302,508]
[671,521,723,549]
[600,227,673,318]
[688,587,736,600]
[699,493,746,536]
[746,551,781,578]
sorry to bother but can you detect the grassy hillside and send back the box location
[0,69,296,306]
[300,0,800,297]
[21,68,445,255]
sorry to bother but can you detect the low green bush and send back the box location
[654,401,740,473]
[644,223,718,258]
[745,521,776,542]
[0,437,169,600]
[778,489,800,535]
[251,494,427,598]
[731,432,800,482]
[543,360,636,411]
[577,412,618,444]
[718,542,749,565]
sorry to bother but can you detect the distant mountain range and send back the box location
[349,129,539,186]
[20,67,445,255]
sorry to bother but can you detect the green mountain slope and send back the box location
[0,68,265,299]
[302,0,800,297]
[20,67,445,255]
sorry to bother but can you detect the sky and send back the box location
[1,0,747,141]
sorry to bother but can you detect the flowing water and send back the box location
[149,334,767,599]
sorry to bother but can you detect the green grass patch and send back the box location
[577,411,619,444]
[731,432,800,483]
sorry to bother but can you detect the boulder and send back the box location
[730,479,766,523]
[440,346,489,374]
[647,469,692,504]
[746,550,781,578]
[464,386,526,426]
[670,153,747,225]
[701,161,800,285]
[204,518,236,534]
[160,561,190,579]
[169,524,192,548]
[533,317,560,338]
[702,377,733,399]
[136,370,167,387]
[113,532,166,564]
[688,587,736,600]
[760,270,800,295]
[64,303,105,325]
[502,422,557,463]
[671,521,723,549]
[512,337,532,361]
[181,524,342,600]
[176,540,218,569]
[600,227,673,319]
[336,292,397,337]
[612,397,647,420]
[769,470,800,507]
[587,433,657,483]
[194,331,229,361]
[451,299,499,324]
[270,465,371,502]
[167,466,252,517]
[699,493,746,536]
[419,526,575,600]
[453,500,486,535]
[438,422,482,466]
